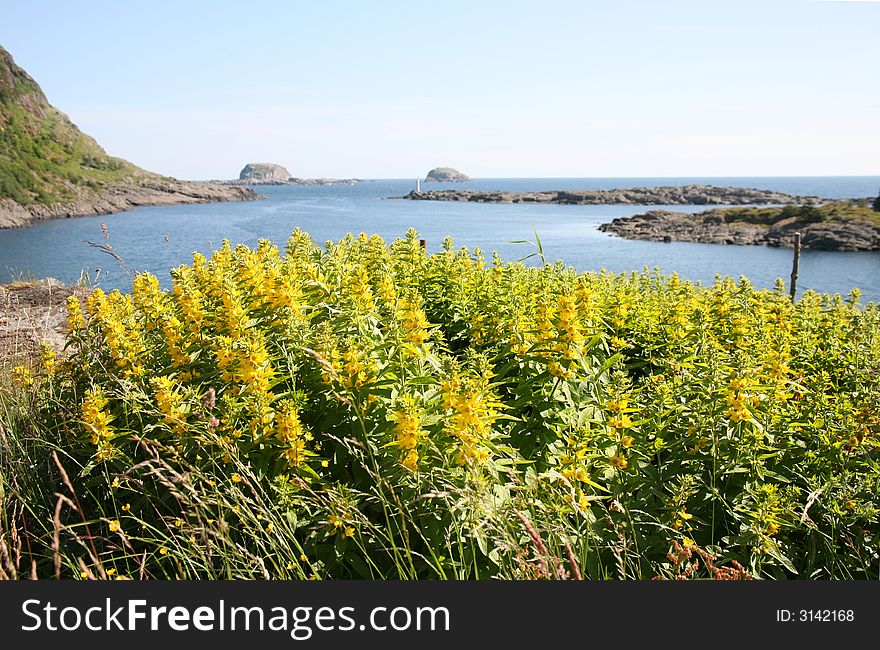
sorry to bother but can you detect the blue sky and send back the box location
[1,0,878,179]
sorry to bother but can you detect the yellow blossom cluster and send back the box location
[53,229,880,577]
[82,387,114,460]
[441,372,500,465]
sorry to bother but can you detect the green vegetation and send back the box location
[1,230,878,580]
[714,200,880,227]
[0,45,143,206]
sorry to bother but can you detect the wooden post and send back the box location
[789,232,801,301]
[419,239,427,251]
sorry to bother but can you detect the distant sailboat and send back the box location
[416,178,421,192]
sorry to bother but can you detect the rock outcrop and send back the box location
[424,167,471,183]
[0,44,260,229]
[398,185,816,205]
[0,279,91,361]
[238,163,292,184]
[599,202,880,251]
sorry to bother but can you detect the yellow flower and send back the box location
[40,342,57,376]
[726,406,752,423]
[729,377,749,391]
[442,373,499,466]
[610,336,627,349]
[11,365,32,387]
[231,473,242,483]
[150,376,187,434]
[606,398,629,413]
[276,401,311,468]
[66,295,86,331]
[608,415,633,429]
[108,520,122,533]
[391,397,426,469]
[672,508,693,529]
[396,296,432,348]
[82,388,114,460]
[609,453,628,469]
[401,449,419,471]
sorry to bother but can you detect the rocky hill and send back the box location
[599,200,880,251]
[424,167,471,182]
[239,162,291,183]
[0,45,259,229]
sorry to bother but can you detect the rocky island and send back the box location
[239,162,291,183]
[0,45,260,229]
[424,167,471,183]
[598,200,880,251]
[397,184,817,205]
[221,162,360,186]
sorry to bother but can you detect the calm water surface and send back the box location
[1,176,878,300]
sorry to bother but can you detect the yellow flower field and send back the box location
[2,229,878,579]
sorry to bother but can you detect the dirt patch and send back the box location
[0,279,91,364]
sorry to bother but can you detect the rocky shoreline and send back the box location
[0,180,261,229]
[395,184,818,206]
[599,206,880,251]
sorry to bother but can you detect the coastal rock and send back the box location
[599,202,880,251]
[0,279,92,361]
[398,185,817,206]
[424,167,471,183]
[599,210,768,246]
[0,181,260,229]
[238,163,292,184]
[765,220,880,251]
[287,177,360,186]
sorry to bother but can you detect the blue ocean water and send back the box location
[1,176,878,300]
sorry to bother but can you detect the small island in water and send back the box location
[424,166,471,182]
[218,162,361,186]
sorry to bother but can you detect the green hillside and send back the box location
[0,45,150,206]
